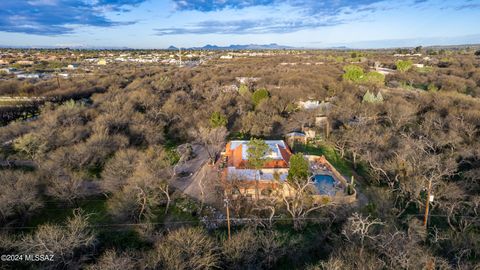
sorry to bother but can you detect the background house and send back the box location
[285,132,307,147]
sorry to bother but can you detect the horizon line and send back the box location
[0,42,479,51]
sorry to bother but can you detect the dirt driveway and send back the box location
[171,144,222,206]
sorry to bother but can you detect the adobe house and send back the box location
[221,140,292,199]
[220,140,356,204]
[285,131,307,147]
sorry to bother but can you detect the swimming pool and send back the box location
[312,174,336,196]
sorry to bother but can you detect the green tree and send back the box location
[209,111,228,128]
[252,88,269,106]
[247,138,270,170]
[247,138,270,199]
[396,60,413,72]
[474,50,480,56]
[238,84,250,97]
[287,153,310,183]
[342,65,364,82]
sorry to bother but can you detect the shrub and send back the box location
[13,133,47,160]
[252,88,269,106]
[396,60,413,72]
[209,111,228,128]
[362,90,383,103]
[238,84,250,96]
[363,71,385,86]
[342,65,364,82]
[427,83,438,92]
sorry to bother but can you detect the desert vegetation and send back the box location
[0,47,479,269]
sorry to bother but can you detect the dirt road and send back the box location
[170,144,222,206]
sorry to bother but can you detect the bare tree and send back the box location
[192,126,228,164]
[252,196,279,228]
[101,148,140,194]
[256,230,287,268]
[17,209,96,268]
[87,249,137,270]
[108,146,173,222]
[148,227,219,270]
[136,146,173,213]
[308,245,386,270]
[342,212,384,257]
[12,132,47,160]
[222,228,259,269]
[281,177,331,230]
[222,227,286,269]
[44,166,88,206]
[0,171,42,222]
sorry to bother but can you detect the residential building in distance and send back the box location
[97,59,107,65]
[298,99,321,110]
[285,131,307,146]
[67,63,79,70]
[15,60,34,66]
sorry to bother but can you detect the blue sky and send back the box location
[0,0,479,48]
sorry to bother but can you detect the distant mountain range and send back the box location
[0,45,132,50]
[0,43,294,50]
[167,43,480,51]
[167,43,295,50]
[0,43,478,51]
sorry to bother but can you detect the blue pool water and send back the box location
[312,174,336,195]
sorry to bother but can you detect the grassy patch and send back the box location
[154,197,201,227]
[399,82,413,90]
[353,161,372,180]
[293,142,353,177]
[86,164,104,179]
[273,222,335,269]
[416,66,433,73]
[97,229,151,251]
[227,132,250,140]
[27,196,110,228]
